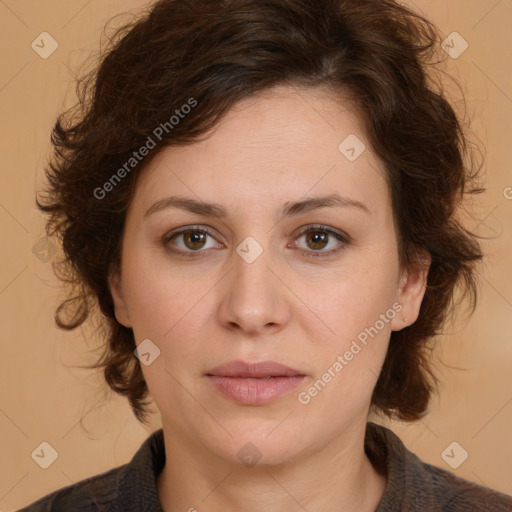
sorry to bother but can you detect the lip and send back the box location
[206,360,306,405]
[207,360,304,378]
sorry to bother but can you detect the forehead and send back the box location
[181,85,364,163]
[132,85,389,218]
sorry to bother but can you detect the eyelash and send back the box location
[162,224,350,259]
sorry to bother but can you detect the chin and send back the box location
[214,422,308,467]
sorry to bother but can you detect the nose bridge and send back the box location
[218,237,288,333]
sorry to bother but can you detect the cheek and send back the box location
[297,301,391,422]
[122,265,221,382]
[298,265,399,343]
[121,244,204,335]
[293,265,397,398]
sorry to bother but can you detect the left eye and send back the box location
[294,227,347,254]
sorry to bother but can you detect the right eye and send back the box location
[163,226,224,255]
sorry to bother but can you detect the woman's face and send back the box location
[109,85,428,465]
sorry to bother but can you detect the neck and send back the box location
[157,420,387,512]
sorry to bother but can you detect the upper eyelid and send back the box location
[164,225,219,242]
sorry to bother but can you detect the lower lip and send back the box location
[207,375,306,405]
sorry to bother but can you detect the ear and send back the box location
[391,247,431,332]
[108,269,132,328]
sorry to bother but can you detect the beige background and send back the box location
[0,0,511,509]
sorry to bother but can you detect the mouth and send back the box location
[205,360,306,405]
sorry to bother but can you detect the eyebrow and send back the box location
[144,192,371,221]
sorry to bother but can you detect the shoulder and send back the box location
[17,465,123,511]
[366,422,512,512]
[18,429,165,512]
[419,459,512,511]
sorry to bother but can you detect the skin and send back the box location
[109,84,430,512]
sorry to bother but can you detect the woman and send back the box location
[21,0,512,510]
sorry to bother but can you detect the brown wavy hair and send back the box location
[37,0,484,426]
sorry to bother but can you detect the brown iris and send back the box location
[182,230,207,250]
[305,230,329,251]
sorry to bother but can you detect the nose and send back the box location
[217,245,290,336]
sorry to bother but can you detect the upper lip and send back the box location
[206,360,305,378]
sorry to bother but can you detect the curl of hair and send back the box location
[37,0,484,425]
